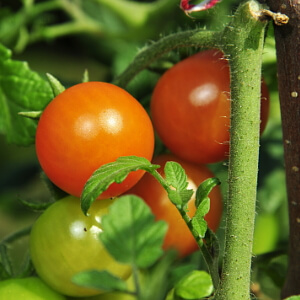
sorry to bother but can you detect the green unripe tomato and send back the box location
[0,277,66,300]
[30,196,131,297]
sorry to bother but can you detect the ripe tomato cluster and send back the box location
[30,49,269,297]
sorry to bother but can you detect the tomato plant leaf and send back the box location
[191,197,210,238]
[195,177,221,207]
[81,156,159,215]
[99,195,168,269]
[0,43,53,145]
[174,270,213,299]
[140,250,177,300]
[72,270,129,293]
[164,161,189,191]
[164,161,194,206]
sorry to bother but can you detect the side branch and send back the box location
[112,29,221,88]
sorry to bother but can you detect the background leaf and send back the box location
[99,195,168,269]
[0,43,53,145]
[174,270,213,299]
[81,156,159,215]
[72,270,129,293]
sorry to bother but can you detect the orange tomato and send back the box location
[150,49,269,164]
[35,82,154,199]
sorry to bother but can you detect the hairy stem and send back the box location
[214,1,268,299]
[150,170,220,289]
[113,29,221,88]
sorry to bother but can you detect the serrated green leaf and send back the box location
[99,195,168,269]
[167,189,194,207]
[0,43,53,145]
[195,177,221,207]
[140,250,177,300]
[164,161,189,191]
[72,270,128,293]
[191,197,210,238]
[167,189,182,206]
[164,161,194,207]
[174,270,213,299]
[81,156,159,215]
[178,189,194,205]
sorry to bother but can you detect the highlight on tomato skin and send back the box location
[150,49,270,164]
[125,153,223,258]
[35,81,155,199]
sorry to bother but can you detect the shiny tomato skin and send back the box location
[150,49,270,164]
[126,154,223,257]
[35,82,154,199]
[30,196,131,297]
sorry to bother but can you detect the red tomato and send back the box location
[150,49,270,164]
[35,82,154,199]
[126,154,223,257]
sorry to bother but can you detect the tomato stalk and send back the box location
[214,1,268,299]
[149,170,220,289]
[113,29,221,89]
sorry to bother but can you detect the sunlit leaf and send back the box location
[195,177,220,207]
[72,270,128,293]
[81,156,159,215]
[174,270,213,299]
[99,195,168,268]
[0,43,53,145]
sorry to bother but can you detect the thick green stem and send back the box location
[214,2,268,299]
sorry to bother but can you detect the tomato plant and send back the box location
[150,49,270,164]
[35,81,154,199]
[29,196,131,297]
[126,154,223,257]
[0,277,66,300]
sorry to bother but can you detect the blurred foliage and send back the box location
[0,1,287,299]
